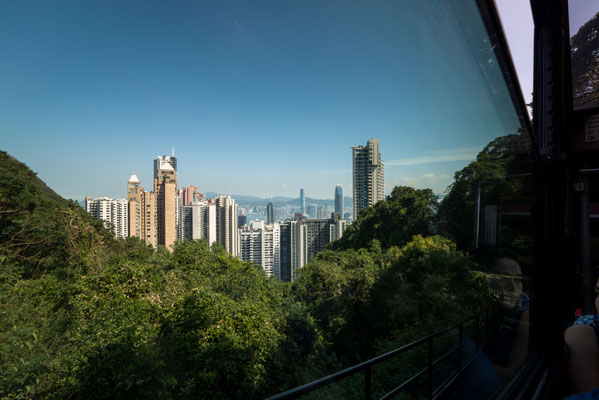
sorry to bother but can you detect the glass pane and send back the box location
[0,0,535,399]
[569,0,599,109]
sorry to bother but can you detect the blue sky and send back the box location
[1,1,526,200]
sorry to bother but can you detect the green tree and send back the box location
[330,186,437,251]
[436,134,532,252]
[292,248,382,361]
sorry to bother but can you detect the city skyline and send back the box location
[1,1,530,200]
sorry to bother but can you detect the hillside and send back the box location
[0,150,67,206]
[0,150,121,279]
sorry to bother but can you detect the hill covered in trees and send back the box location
[0,150,493,399]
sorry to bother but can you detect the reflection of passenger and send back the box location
[441,250,529,399]
[564,277,599,394]
[485,254,530,379]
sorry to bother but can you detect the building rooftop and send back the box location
[128,173,140,183]
[160,162,174,171]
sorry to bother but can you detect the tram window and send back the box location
[0,0,540,398]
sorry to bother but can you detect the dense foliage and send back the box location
[436,134,534,255]
[0,150,491,399]
[329,186,437,251]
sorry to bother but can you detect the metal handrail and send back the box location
[267,306,500,400]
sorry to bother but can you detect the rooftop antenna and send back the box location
[172,146,175,157]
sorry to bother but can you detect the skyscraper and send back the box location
[317,205,325,219]
[154,161,178,249]
[299,188,305,215]
[238,213,248,228]
[335,184,344,217]
[352,139,384,219]
[266,202,275,224]
[307,204,317,219]
[154,153,177,180]
[215,195,238,256]
[127,172,158,247]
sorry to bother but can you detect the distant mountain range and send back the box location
[204,192,352,207]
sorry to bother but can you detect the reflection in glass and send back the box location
[569,1,599,108]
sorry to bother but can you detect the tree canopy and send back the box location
[436,134,533,252]
[329,186,437,251]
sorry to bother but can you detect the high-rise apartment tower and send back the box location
[85,196,128,238]
[352,139,384,219]
[154,161,178,249]
[215,195,238,256]
[307,204,317,219]
[154,153,177,180]
[127,172,158,247]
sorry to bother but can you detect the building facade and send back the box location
[299,188,305,215]
[238,221,281,278]
[352,138,384,219]
[179,200,217,245]
[215,195,238,256]
[278,213,348,282]
[85,196,128,238]
[127,153,179,250]
[127,173,158,247]
[154,162,178,249]
[317,205,326,219]
[266,202,275,224]
[238,214,247,228]
[180,185,203,206]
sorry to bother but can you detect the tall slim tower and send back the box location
[154,161,177,249]
[335,185,344,217]
[127,172,158,247]
[299,188,305,215]
[215,195,238,256]
[266,202,275,224]
[352,139,384,219]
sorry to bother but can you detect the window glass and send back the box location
[569,0,599,109]
[0,0,535,398]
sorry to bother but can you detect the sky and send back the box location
[1,1,529,201]
[495,0,534,110]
